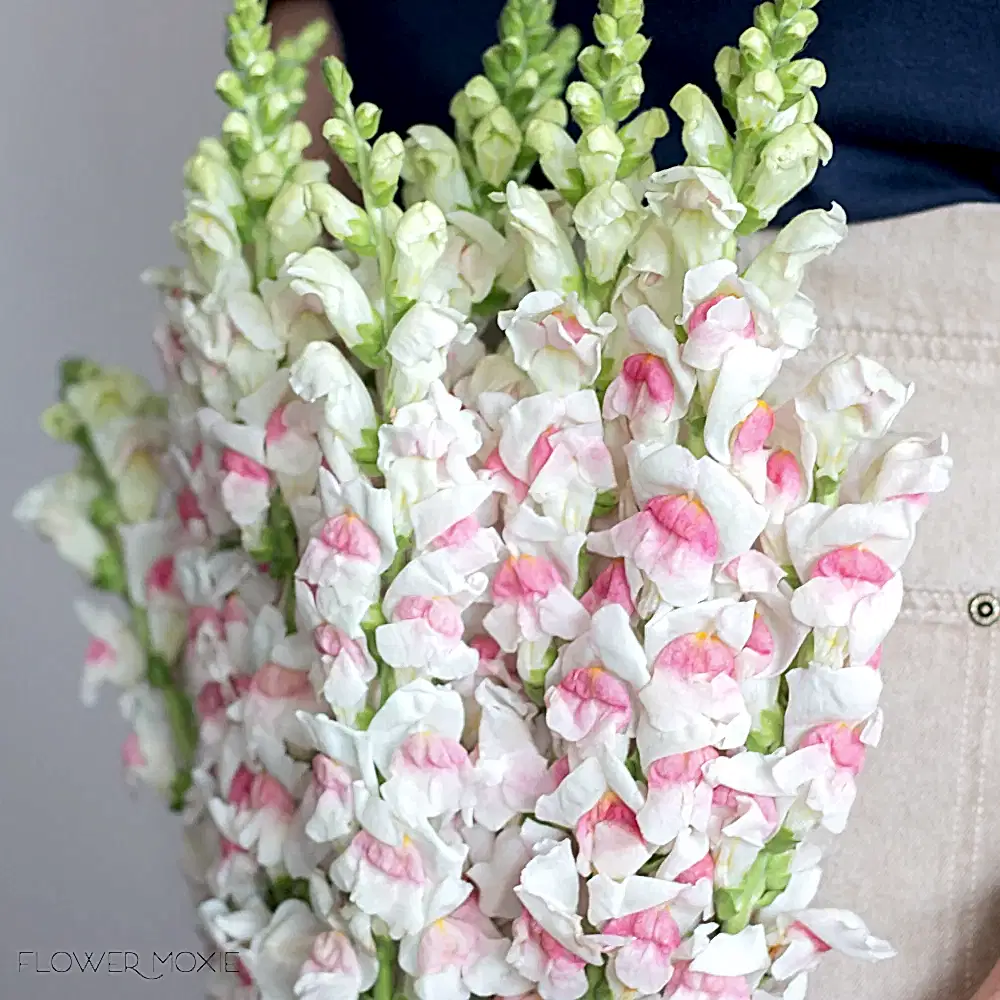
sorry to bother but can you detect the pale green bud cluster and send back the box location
[711,0,830,232]
[42,359,165,587]
[448,0,581,208]
[525,0,666,312]
[214,0,328,207]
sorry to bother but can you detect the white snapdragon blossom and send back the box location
[295,466,396,636]
[645,166,745,268]
[497,389,616,531]
[794,355,913,482]
[282,248,381,354]
[14,473,110,578]
[386,301,477,405]
[377,380,490,542]
[500,291,615,394]
[289,341,378,454]
[75,599,144,705]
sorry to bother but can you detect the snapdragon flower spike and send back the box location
[19,1,955,996]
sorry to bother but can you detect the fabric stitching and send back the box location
[963,624,995,993]
[810,326,1000,372]
[900,587,991,626]
[944,622,976,997]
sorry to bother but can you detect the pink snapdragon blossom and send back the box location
[680,261,768,372]
[473,681,550,831]
[785,500,920,664]
[75,600,144,706]
[293,929,378,1000]
[590,443,766,606]
[330,822,468,939]
[604,905,682,995]
[544,604,648,751]
[484,512,589,652]
[311,624,377,720]
[546,666,632,743]
[535,756,650,878]
[400,896,530,1000]
[209,764,297,868]
[581,558,636,616]
[302,754,355,844]
[120,687,177,792]
[380,729,476,825]
[497,390,615,530]
[638,600,756,758]
[637,747,719,845]
[508,912,589,1000]
[664,961,751,1000]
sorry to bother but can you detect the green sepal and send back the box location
[264,875,311,911]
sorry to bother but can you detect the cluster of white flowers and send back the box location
[17,1,952,999]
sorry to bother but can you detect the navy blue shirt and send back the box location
[330,0,1000,223]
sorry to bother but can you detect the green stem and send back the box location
[372,937,396,1000]
[76,426,197,809]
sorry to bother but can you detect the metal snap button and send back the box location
[969,593,1000,627]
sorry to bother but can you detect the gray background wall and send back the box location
[0,2,233,997]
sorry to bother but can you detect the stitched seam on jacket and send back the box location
[945,624,976,996]
[810,327,1000,369]
[900,587,986,625]
[963,627,995,992]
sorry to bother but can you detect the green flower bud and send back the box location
[93,550,127,595]
[242,150,284,201]
[547,24,583,67]
[261,91,292,131]
[524,119,584,201]
[59,358,103,395]
[778,58,827,101]
[369,131,406,207]
[670,84,732,172]
[739,26,773,69]
[573,179,642,284]
[606,66,644,122]
[601,0,642,18]
[222,111,253,160]
[473,105,523,188]
[754,1,781,35]
[246,49,276,83]
[577,45,606,89]
[617,106,669,176]
[499,5,525,41]
[401,125,474,213]
[773,10,819,60]
[621,32,650,63]
[736,68,784,130]
[500,35,527,74]
[322,56,354,107]
[389,201,448,303]
[323,117,360,166]
[533,98,569,127]
[714,45,742,99]
[593,13,618,46]
[482,45,508,88]
[567,81,605,128]
[215,70,245,109]
[739,122,832,231]
[577,123,624,188]
[355,102,383,141]
[292,18,329,61]
[309,184,375,252]
[464,75,501,120]
[41,402,82,443]
[118,450,163,524]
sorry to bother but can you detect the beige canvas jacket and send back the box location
[784,202,1000,1000]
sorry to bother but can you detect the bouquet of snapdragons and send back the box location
[17,1,953,998]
